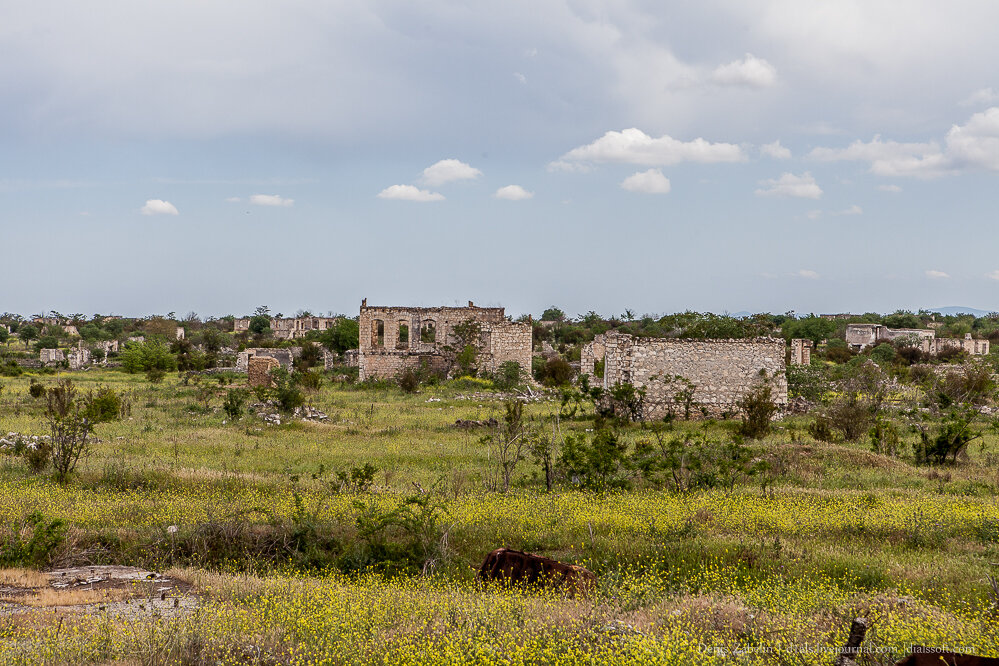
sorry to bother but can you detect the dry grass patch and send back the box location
[19,586,133,607]
[0,568,49,588]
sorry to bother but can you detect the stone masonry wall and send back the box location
[580,334,608,377]
[248,356,280,387]
[602,332,787,419]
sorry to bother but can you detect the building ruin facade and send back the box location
[581,332,787,419]
[357,300,532,381]
[845,324,989,355]
[233,316,340,340]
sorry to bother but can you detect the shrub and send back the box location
[869,416,903,457]
[296,368,325,392]
[824,394,871,441]
[870,343,896,365]
[28,380,45,398]
[398,368,420,394]
[83,385,123,424]
[541,358,573,387]
[736,384,778,439]
[24,442,52,473]
[334,463,379,493]
[786,364,826,401]
[146,367,167,383]
[223,388,249,419]
[807,415,835,442]
[271,368,305,413]
[558,428,631,491]
[492,361,523,390]
[916,411,979,464]
[0,512,68,567]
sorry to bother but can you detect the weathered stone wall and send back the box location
[68,348,91,370]
[580,334,608,377]
[601,332,787,419]
[39,349,65,365]
[236,348,298,372]
[479,321,533,376]
[358,300,530,380]
[933,334,990,355]
[789,339,812,365]
[248,356,280,387]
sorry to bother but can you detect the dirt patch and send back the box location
[0,565,198,619]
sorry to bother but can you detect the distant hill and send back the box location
[925,306,995,317]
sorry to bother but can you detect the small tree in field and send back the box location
[46,380,93,484]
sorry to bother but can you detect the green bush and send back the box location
[84,385,123,424]
[28,380,45,398]
[223,388,249,419]
[0,512,68,567]
[398,368,420,393]
[736,384,778,439]
[121,340,178,375]
[271,368,305,413]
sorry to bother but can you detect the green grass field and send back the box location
[2,369,999,664]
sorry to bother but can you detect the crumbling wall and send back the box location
[789,339,812,366]
[601,332,787,419]
[67,348,91,370]
[248,356,280,387]
[580,334,608,377]
[236,348,297,373]
[358,300,530,380]
[39,349,65,365]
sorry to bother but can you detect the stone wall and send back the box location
[68,348,91,370]
[601,332,787,419]
[789,339,812,365]
[358,300,531,380]
[580,334,608,377]
[933,334,990,355]
[248,356,280,387]
[39,349,65,365]
[845,323,988,356]
[236,348,298,373]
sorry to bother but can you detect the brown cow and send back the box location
[477,548,596,596]
[895,647,999,666]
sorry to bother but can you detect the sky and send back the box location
[3,1,999,320]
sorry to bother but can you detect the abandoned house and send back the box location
[233,316,340,340]
[580,331,788,419]
[357,300,532,381]
[845,324,989,355]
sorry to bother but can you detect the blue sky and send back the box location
[3,1,999,319]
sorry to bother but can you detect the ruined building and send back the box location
[357,300,532,381]
[580,332,787,419]
[845,324,989,355]
[233,316,340,340]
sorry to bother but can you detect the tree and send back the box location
[18,324,38,350]
[0,328,8,347]
[541,307,566,322]
[248,315,272,336]
[781,316,837,344]
[46,380,93,484]
[120,340,178,375]
[483,401,529,492]
[319,318,359,354]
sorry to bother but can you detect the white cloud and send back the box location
[809,107,999,177]
[710,54,777,88]
[806,210,822,220]
[225,196,241,203]
[249,194,294,207]
[834,205,863,216]
[761,140,791,159]
[420,159,482,187]
[620,168,671,194]
[494,185,533,200]
[988,270,999,281]
[796,269,820,279]
[925,270,950,279]
[960,87,999,107]
[141,199,178,215]
[878,184,902,192]
[755,172,822,199]
[377,184,445,202]
[513,72,526,84]
[555,128,746,167]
